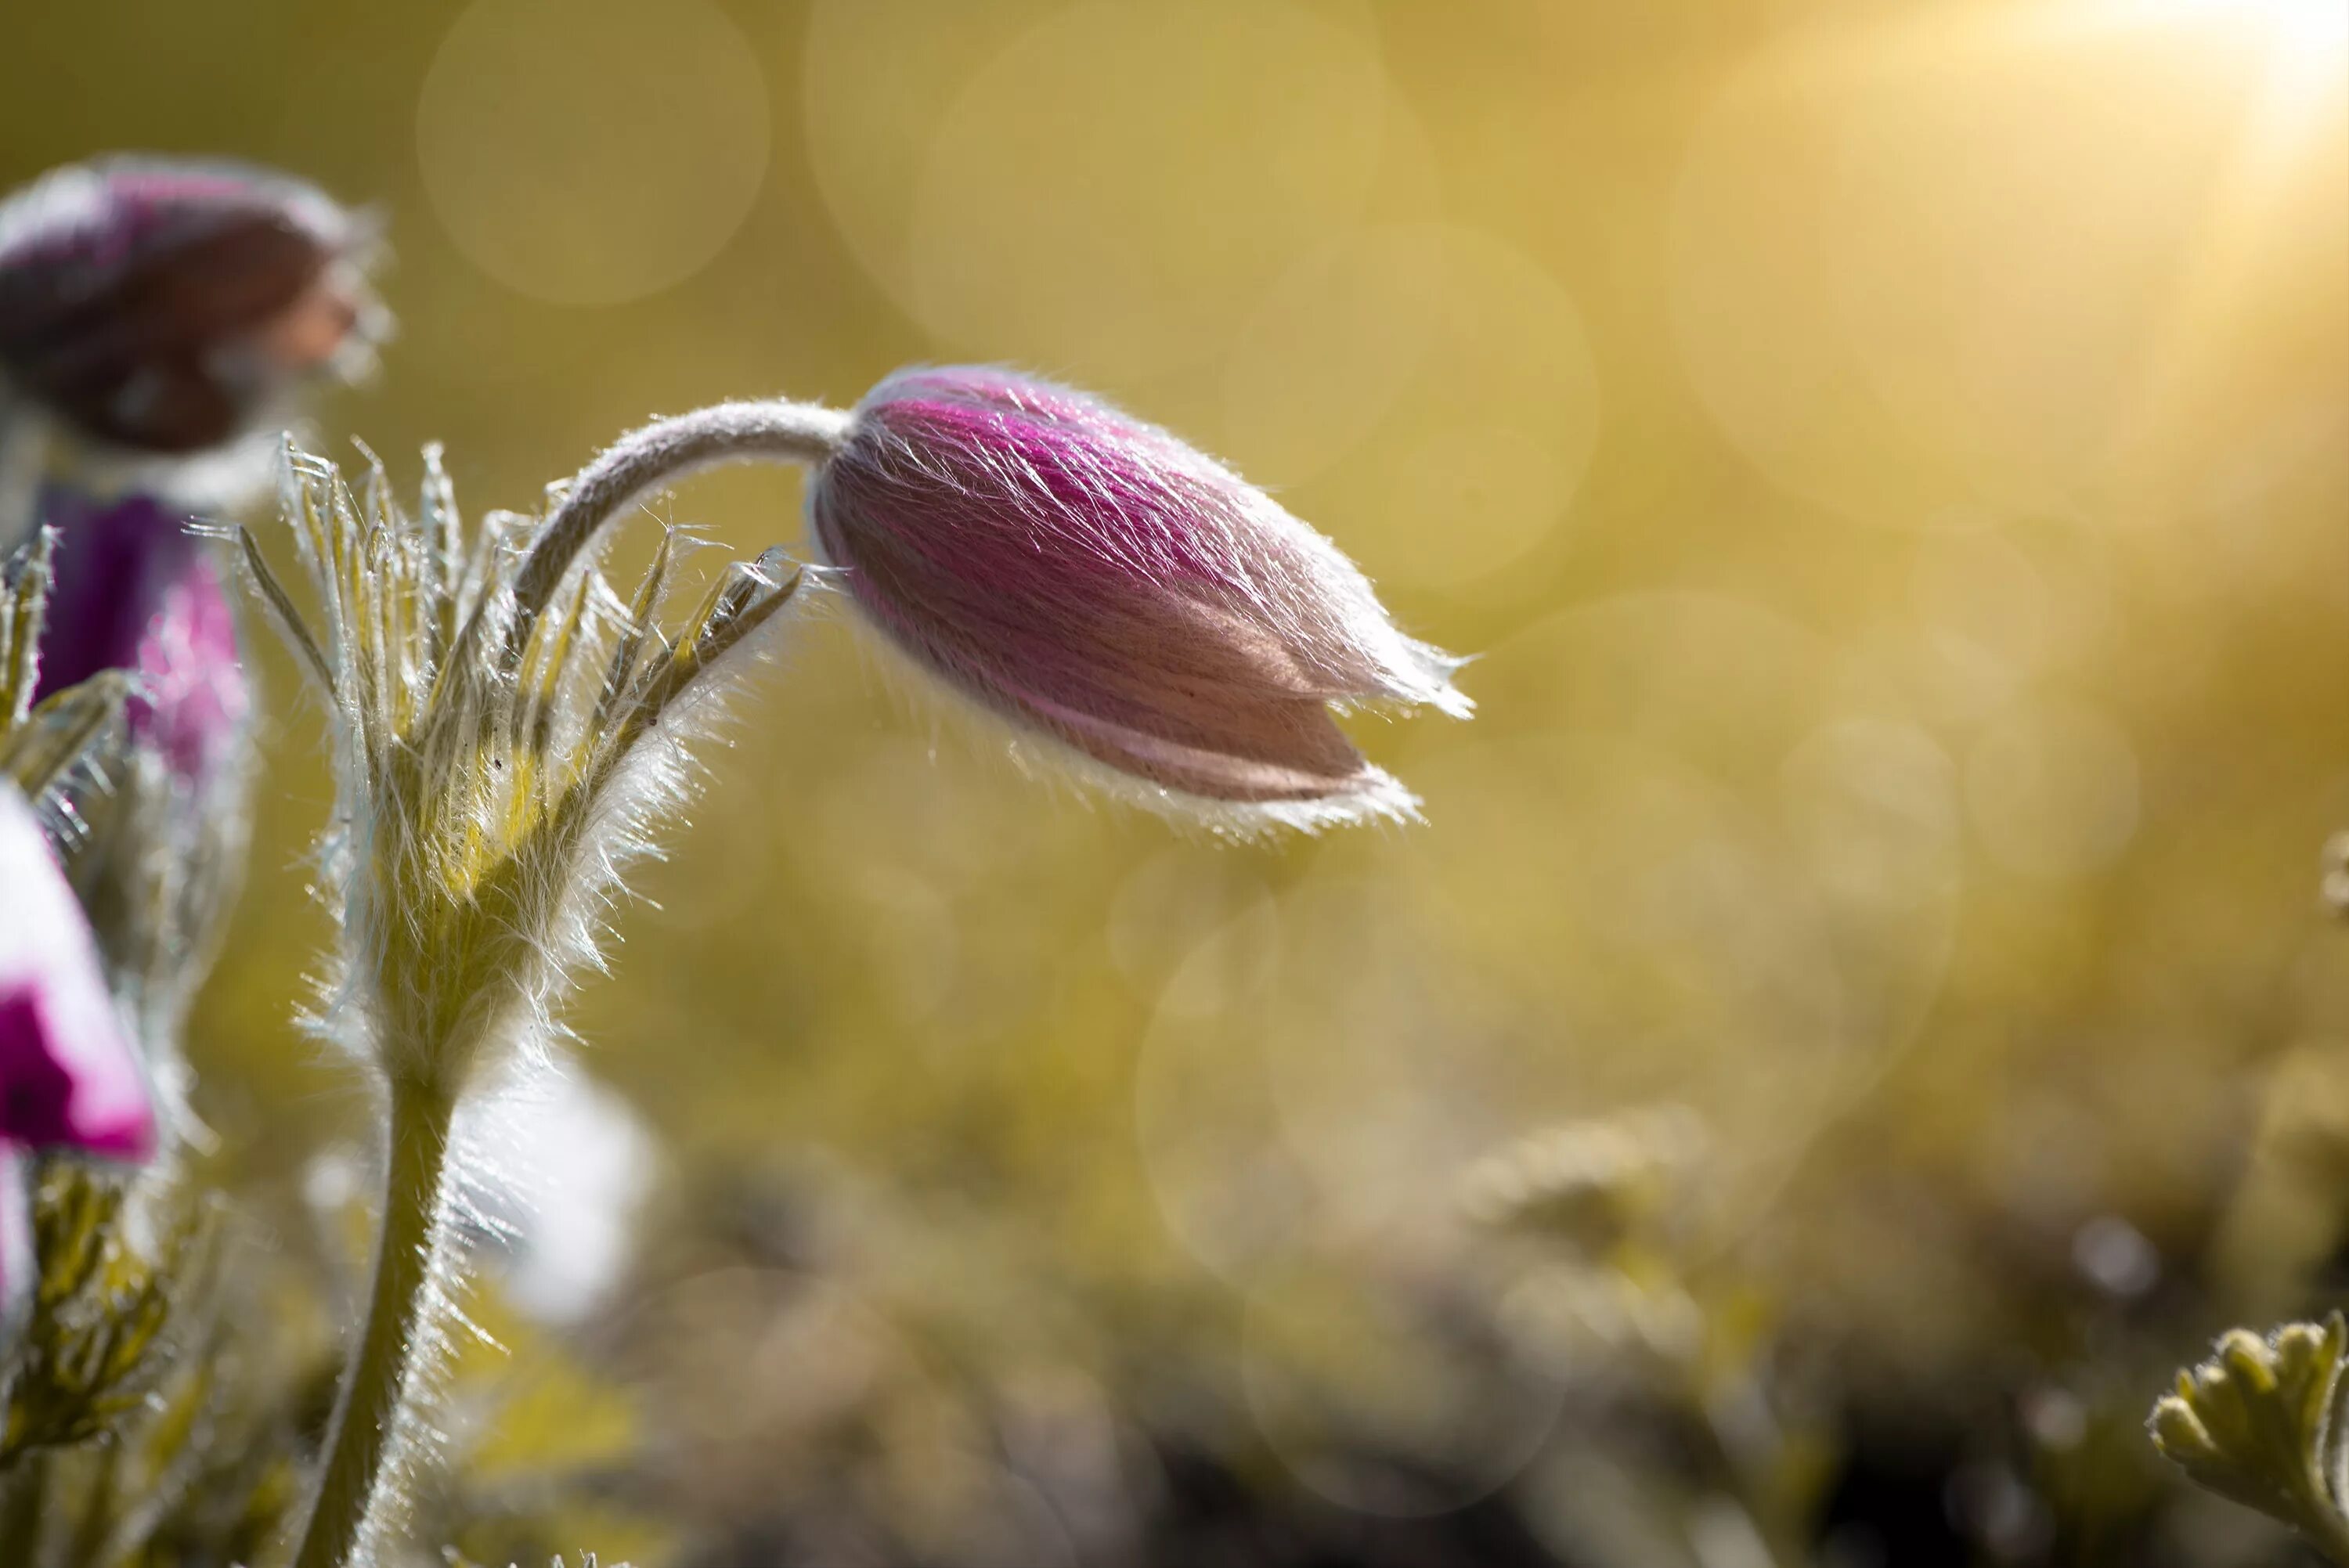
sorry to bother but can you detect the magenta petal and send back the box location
[34,490,250,786]
[133,552,250,780]
[32,491,197,696]
[0,789,153,1161]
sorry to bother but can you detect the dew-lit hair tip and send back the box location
[806,367,1470,832]
[0,786,156,1162]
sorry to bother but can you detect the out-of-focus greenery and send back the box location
[4,0,2346,1563]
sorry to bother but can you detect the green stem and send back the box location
[0,1451,47,1560]
[1690,1379,1803,1568]
[290,1078,457,1568]
[65,1440,116,1567]
[2299,1494,2349,1566]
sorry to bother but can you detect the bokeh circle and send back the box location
[417,0,769,305]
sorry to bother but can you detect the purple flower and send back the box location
[32,489,249,783]
[807,368,1470,827]
[0,155,377,456]
[0,784,155,1325]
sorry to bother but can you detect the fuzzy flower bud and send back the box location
[1460,1105,1706,1257]
[0,156,379,456]
[807,368,1470,829]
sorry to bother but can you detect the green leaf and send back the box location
[2149,1314,2349,1563]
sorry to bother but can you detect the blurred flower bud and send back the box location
[808,368,1470,829]
[25,496,254,1134]
[1497,1260,1705,1372]
[1460,1105,1706,1258]
[33,489,248,782]
[0,156,380,456]
[0,784,153,1162]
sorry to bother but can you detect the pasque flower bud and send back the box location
[0,156,378,456]
[807,368,1470,828]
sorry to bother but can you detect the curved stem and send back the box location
[290,1077,456,1568]
[511,399,852,631]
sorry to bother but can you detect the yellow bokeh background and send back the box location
[4,0,2345,1558]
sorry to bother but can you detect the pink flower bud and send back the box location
[0,156,378,455]
[808,369,1469,827]
[0,787,153,1161]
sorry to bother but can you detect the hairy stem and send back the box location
[290,1076,456,1568]
[511,398,852,632]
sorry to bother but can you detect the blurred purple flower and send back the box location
[32,488,248,783]
[0,155,377,456]
[808,367,1470,827]
[0,784,155,1325]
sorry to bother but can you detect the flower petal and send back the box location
[34,490,249,784]
[0,787,153,1159]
